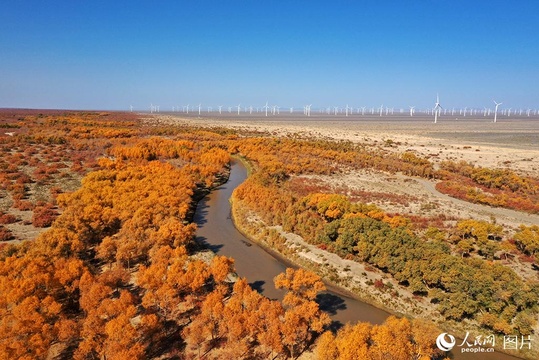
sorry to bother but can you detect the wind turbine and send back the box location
[361,106,366,115]
[409,106,415,117]
[130,105,133,112]
[198,104,201,116]
[263,102,269,117]
[218,105,223,114]
[379,104,384,117]
[237,104,241,115]
[433,95,442,123]
[493,101,502,123]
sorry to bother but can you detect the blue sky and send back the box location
[1,1,538,110]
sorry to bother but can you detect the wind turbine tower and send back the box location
[493,101,502,123]
[433,95,442,123]
[409,106,415,117]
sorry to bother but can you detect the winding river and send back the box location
[194,159,522,360]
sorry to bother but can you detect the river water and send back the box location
[194,159,523,360]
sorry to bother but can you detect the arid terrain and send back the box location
[153,113,539,168]
[153,114,539,230]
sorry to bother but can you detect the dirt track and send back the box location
[413,177,539,227]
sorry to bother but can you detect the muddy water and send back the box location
[194,159,522,360]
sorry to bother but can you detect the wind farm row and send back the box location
[139,98,539,123]
[140,97,539,122]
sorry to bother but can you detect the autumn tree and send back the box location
[184,288,226,352]
[275,268,331,358]
[210,255,235,283]
[514,225,539,256]
[315,316,444,360]
[274,268,326,302]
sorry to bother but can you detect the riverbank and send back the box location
[228,157,533,360]
[230,191,437,311]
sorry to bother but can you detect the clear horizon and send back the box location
[1,1,538,111]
